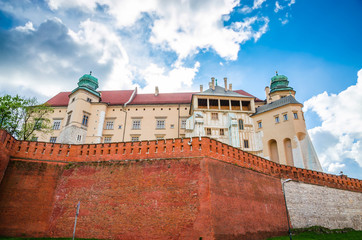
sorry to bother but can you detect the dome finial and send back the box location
[276,71,278,76]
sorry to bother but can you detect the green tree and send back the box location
[0,95,53,140]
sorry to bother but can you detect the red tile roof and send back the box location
[46,89,261,106]
[129,92,194,105]
[100,90,134,105]
[46,92,70,106]
[234,90,263,102]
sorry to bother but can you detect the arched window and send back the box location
[284,138,294,166]
[268,139,279,163]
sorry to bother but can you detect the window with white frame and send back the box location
[220,129,224,135]
[53,120,61,130]
[132,120,141,129]
[82,114,89,126]
[275,116,280,123]
[181,119,187,129]
[50,137,57,143]
[244,140,249,148]
[211,113,218,120]
[131,136,139,141]
[293,112,298,119]
[104,136,112,143]
[105,121,114,130]
[206,128,211,135]
[283,114,288,121]
[156,120,165,129]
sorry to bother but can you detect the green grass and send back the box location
[267,226,362,240]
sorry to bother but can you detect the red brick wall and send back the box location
[0,158,290,240]
[0,130,14,183]
[0,129,361,239]
[0,161,63,237]
[206,159,288,239]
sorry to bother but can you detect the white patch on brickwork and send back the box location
[283,180,362,230]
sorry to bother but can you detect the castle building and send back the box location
[36,72,322,171]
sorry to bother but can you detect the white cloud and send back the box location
[288,0,296,7]
[304,69,362,173]
[252,0,267,9]
[45,0,270,61]
[15,21,35,32]
[140,61,200,93]
[274,1,284,13]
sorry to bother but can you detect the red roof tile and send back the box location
[46,89,261,106]
[100,90,134,105]
[130,92,195,105]
[46,92,70,106]
[234,90,263,101]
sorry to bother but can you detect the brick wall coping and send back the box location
[1,129,361,192]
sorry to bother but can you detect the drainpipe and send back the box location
[122,87,137,142]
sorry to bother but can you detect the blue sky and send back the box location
[0,0,361,179]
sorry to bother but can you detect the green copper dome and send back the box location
[270,72,294,93]
[72,72,101,97]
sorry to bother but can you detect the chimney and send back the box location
[200,85,203,92]
[224,77,228,91]
[155,86,159,96]
[265,86,270,103]
[229,83,232,91]
[211,77,215,90]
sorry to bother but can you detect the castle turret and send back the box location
[268,72,296,102]
[58,72,105,144]
[251,73,322,172]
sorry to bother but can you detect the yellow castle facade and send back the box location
[35,73,322,171]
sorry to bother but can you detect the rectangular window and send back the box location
[132,120,141,129]
[206,128,211,135]
[53,120,61,130]
[104,136,112,143]
[220,129,224,135]
[156,120,165,129]
[293,112,298,119]
[156,136,164,140]
[131,136,139,142]
[34,119,43,130]
[258,121,262,128]
[105,121,114,130]
[239,119,244,130]
[50,137,57,143]
[77,135,82,142]
[170,124,174,129]
[211,113,218,120]
[86,97,92,103]
[82,115,89,126]
[283,114,288,121]
[66,114,71,126]
[275,116,280,123]
[181,119,187,129]
[244,140,249,148]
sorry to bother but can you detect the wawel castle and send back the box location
[36,73,322,171]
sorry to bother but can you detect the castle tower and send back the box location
[251,73,322,171]
[57,73,106,144]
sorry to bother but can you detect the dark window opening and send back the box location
[239,119,244,130]
[244,140,249,148]
[220,99,229,110]
[209,99,218,109]
[242,101,251,111]
[231,100,240,110]
[198,98,207,109]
